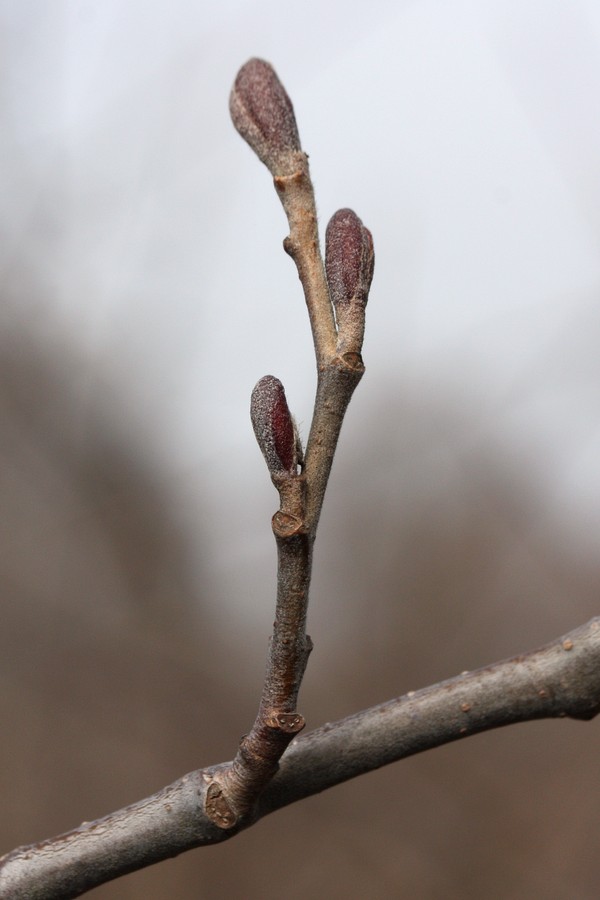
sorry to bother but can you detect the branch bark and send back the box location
[2,618,599,899]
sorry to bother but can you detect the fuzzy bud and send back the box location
[251,375,298,477]
[325,208,374,309]
[230,58,302,176]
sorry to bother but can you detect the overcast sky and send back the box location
[2,0,600,615]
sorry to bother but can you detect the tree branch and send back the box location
[205,60,375,826]
[230,57,337,367]
[3,56,598,900]
[2,618,599,899]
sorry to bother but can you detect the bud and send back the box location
[251,375,298,477]
[325,208,374,309]
[230,58,302,176]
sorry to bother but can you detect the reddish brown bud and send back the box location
[230,58,302,176]
[251,375,298,477]
[325,208,374,309]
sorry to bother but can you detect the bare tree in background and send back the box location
[1,59,600,900]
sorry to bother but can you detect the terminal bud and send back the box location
[230,58,301,176]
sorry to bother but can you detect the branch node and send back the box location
[265,712,306,734]
[339,351,365,373]
[272,511,304,539]
[205,783,238,830]
[274,168,305,193]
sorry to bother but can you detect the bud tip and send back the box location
[230,58,301,175]
[251,375,297,476]
[325,208,374,308]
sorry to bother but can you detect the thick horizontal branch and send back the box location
[2,617,599,899]
[264,616,600,813]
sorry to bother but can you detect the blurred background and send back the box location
[1,1,600,897]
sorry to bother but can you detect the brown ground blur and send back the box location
[1,324,599,900]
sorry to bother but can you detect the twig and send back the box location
[2,618,599,899]
[229,58,337,367]
[206,59,374,827]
